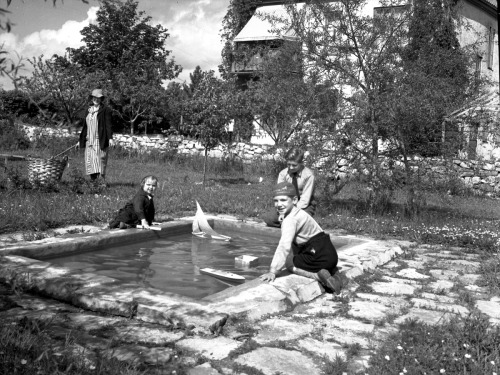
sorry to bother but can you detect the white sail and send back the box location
[192,201,231,241]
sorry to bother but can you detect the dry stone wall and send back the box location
[18,124,500,196]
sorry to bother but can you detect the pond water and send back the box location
[47,230,363,299]
[48,230,279,299]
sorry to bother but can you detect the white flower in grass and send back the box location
[397,345,403,350]
[403,368,407,373]
[385,355,390,361]
[491,361,495,365]
[21,359,27,365]
[440,370,446,373]
[465,354,471,359]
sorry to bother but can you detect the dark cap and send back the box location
[273,182,297,197]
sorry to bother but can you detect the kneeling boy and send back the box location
[260,182,343,294]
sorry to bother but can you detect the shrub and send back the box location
[0,119,30,151]
[0,90,38,118]
[3,165,31,190]
[478,257,500,294]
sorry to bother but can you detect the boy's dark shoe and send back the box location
[119,222,131,229]
[318,269,343,295]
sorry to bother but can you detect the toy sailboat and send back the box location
[200,267,245,283]
[192,201,231,241]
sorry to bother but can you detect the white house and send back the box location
[230,0,499,154]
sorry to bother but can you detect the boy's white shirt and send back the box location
[269,206,323,274]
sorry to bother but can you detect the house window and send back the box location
[487,26,495,70]
[475,54,483,79]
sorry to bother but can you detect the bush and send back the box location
[0,119,30,151]
[0,90,38,118]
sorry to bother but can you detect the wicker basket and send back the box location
[27,155,68,185]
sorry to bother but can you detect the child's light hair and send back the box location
[141,175,158,187]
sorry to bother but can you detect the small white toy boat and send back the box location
[200,267,245,283]
[192,201,231,241]
[136,225,161,231]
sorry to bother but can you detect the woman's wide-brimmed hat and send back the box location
[91,89,105,98]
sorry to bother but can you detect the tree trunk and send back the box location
[203,147,208,188]
[370,106,378,157]
[130,119,134,135]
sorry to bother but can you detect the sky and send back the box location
[0,0,231,89]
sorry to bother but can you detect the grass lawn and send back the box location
[2,141,500,252]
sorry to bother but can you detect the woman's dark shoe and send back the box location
[317,269,343,295]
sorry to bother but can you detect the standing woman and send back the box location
[78,89,113,183]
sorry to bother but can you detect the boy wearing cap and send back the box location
[260,182,343,294]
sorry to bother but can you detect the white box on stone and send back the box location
[235,255,259,267]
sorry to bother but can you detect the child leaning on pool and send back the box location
[259,182,343,294]
[107,175,158,230]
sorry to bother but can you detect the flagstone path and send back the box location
[0,225,499,374]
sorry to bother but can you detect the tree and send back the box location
[67,0,178,77]
[188,65,204,95]
[392,0,471,157]
[164,81,189,134]
[377,0,477,214]
[109,62,166,134]
[187,71,233,186]
[242,41,322,146]
[21,55,105,126]
[65,0,181,134]
[274,0,478,211]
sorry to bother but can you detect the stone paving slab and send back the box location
[371,281,417,295]
[348,300,390,321]
[476,299,500,320]
[234,347,321,375]
[396,268,430,279]
[295,337,346,361]
[176,336,242,360]
[410,297,470,315]
[427,279,455,292]
[326,316,376,333]
[394,307,457,325]
[355,292,411,310]
[253,317,315,344]
[188,363,222,375]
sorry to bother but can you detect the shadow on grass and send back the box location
[106,182,136,188]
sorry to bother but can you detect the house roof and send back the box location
[233,5,299,42]
[446,90,500,120]
[482,0,497,8]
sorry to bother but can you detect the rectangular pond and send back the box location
[47,230,278,299]
[33,220,367,299]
